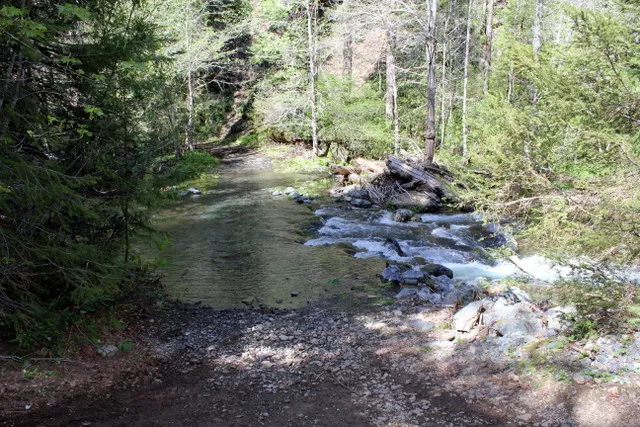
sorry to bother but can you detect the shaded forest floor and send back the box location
[2,148,639,427]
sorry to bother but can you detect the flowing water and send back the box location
[149,153,385,309]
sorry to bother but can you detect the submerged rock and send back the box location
[393,209,413,222]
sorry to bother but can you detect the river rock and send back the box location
[417,288,443,305]
[395,288,418,299]
[284,187,295,195]
[381,264,407,283]
[272,190,282,196]
[393,209,413,222]
[349,198,372,208]
[453,301,484,332]
[291,291,300,297]
[400,269,427,286]
[290,192,302,199]
[345,188,369,199]
[180,187,201,196]
[482,297,544,340]
[420,263,454,279]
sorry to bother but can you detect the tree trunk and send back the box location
[424,0,438,165]
[532,0,543,60]
[386,156,445,195]
[343,28,353,79]
[185,70,195,151]
[462,0,473,160]
[439,0,454,148]
[385,27,395,120]
[385,27,399,155]
[306,0,319,156]
[482,0,494,95]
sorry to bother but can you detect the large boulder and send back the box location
[482,297,544,340]
[389,191,439,211]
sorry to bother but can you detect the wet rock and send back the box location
[180,187,201,196]
[453,301,483,332]
[349,198,373,208]
[420,263,454,279]
[345,188,369,199]
[290,192,302,199]
[393,209,413,223]
[291,291,300,297]
[400,269,426,286]
[97,345,119,358]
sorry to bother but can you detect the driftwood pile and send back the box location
[330,155,454,211]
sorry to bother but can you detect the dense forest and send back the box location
[1,0,638,348]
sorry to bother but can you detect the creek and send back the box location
[148,152,590,309]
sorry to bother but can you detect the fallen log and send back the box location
[386,156,445,195]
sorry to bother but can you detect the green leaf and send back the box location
[0,6,27,18]
[57,4,92,21]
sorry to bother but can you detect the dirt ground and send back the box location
[2,297,640,427]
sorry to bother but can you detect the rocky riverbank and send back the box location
[6,298,640,427]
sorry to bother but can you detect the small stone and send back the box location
[518,413,532,422]
[272,190,282,196]
[97,345,118,358]
[284,187,295,195]
[573,374,586,385]
[291,291,300,297]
